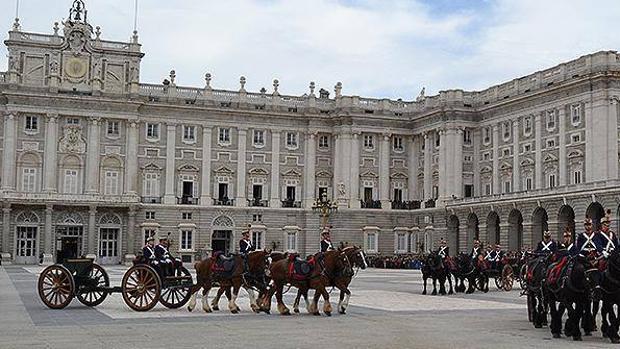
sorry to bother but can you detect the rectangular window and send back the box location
[218,183,229,200]
[435,133,440,147]
[393,136,403,151]
[253,130,265,147]
[502,122,511,140]
[286,232,297,252]
[63,169,78,194]
[107,121,120,136]
[180,230,193,251]
[502,148,510,157]
[146,123,159,139]
[67,118,80,125]
[503,181,511,194]
[143,173,160,198]
[464,155,472,162]
[183,125,196,142]
[218,127,231,144]
[145,211,155,220]
[252,214,263,222]
[182,212,192,220]
[363,135,374,149]
[464,184,473,198]
[252,231,263,250]
[25,115,38,132]
[546,139,555,148]
[286,186,296,201]
[483,127,490,143]
[393,188,403,202]
[524,116,532,134]
[286,132,298,149]
[574,171,582,184]
[252,185,263,200]
[99,228,119,258]
[104,171,119,195]
[546,110,556,129]
[22,168,36,192]
[396,233,407,252]
[463,130,472,145]
[318,135,329,149]
[432,186,439,199]
[526,177,533,191]
[483,153,491,161]
[144,229,156,244]
[318,187,328,200]
[16,227,37,257]
[366,233,377,252]
[571,104,581,125]
[571,134,581,143]
[485,183,492,196]
[549,174,556,189]
[523,144,532,153]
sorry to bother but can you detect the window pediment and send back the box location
[390,172,408,179]
[360,170,378,178]
[178,164,199,172]
[214,166,234,175]
[282,168,302,178]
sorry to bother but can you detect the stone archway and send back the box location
[532,207,548,243]
[508,209,523,252]
[466,213,479,251]
[558,205,576,240]
[446,215,460,253]
[586,202,605,231]
[486,212,500,247]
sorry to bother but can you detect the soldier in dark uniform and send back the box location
[143,235,157,265]
[557,228,576,257]
[599,212,618,257]
[574,217,604,256]
[239,228,255,255]
[155,235,173,276]
[535,230,558,254]
[488,244,504,271]
[436,238,449,259]
[320,227,334,253]
[470,239,482,260]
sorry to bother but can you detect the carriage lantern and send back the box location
[311,192,338,228]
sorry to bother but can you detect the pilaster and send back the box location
[200,126,213,204]
[512,120,520,191]
[86,205,97,259]
[269,131,281,207]
[85,118,101,194]
[2,114,17,191]
[379,133,391,209]
[423,132,432,200]
[43,204,54,265]
[534,113,543,189]
[303,132,317,208]
[1,204,11,263]
[43,114,59,193]
[236,128,248,207]
[407,135,418,200]
[349,132,361,208]
[124,121,139,194]
[125,206,137,265]
[558,107,567,186]
[492,124,500,194]
[163,124,177,204]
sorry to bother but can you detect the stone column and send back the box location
[512,120,520,191]
[333,131,352,207]
[522,222,534,249]
[236,128,247,207]
[43,114,59,192]
[163,124,177,204]
[408,135,418,201]
[499,223,510,249]
[303,132,317,208]
[534,113,543,189]
[473,129,481,197]
[492,124,500,194]
[454,128,464,198]
[438,129,447,200]
[379,134,391,209]
[200,126,212,205]
[87,205,97,259]
[124,121,139,194]
[349,133,360,208]
[423,132,432,200]
[1,204,11,262]
[607,98,619,181]
[124,206,137,265]
[270,131,281,207]
[85,118,101,194]
[558,107,567,186]
[43,204,54,265]
[2,114,17,191]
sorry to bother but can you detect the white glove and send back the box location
[603,250,610,258]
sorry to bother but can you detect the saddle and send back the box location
[288,254,315,281]
[546,256,569,286]
[211,252,237,274]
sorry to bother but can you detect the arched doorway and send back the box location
[466,213,479,251]
[586,202,605,231]
[211,215,234,254]
[508,209,523,252]
[446,215,460,253]
[55,212,85,264]
[558,205,576,240]
[486,212,500,247]
[532,207,548,243]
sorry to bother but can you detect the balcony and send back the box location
[391,200,421,210]
[424,199,436,208]
[281,199,302,208]
[213,197,235,206]
[141,196,162,204]
[248,198,269,207]
[361,200,382,209]
[177,196,199,205]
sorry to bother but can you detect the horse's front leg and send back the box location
[187,283,201,312]
[447,274,454,295]
[228,281,242,313]
[610,301,620,343]
[210,286,225,311]
[293,289,303,314]
[275,282,290,315]
[319,286,332,316]
[431,277,437,296]
[201,283,213,313]
[245,286,259,313]
[439,275,446,295]
[422,275,427,295]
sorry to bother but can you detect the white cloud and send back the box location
[0,0,618,99]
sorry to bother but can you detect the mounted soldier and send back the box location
[320,227,335,253]
[436,238,449,259]
[239,226,256,255]
[574,217,604,256]
[535,230,558,254]
[488,244,504,271]
[470,239,482,260]
[599,211,618,258]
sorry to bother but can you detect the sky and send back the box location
[0,0,618,100]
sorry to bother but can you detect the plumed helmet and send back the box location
[543,230,551,237]
[584,217,593,225]
[146,236,154,242]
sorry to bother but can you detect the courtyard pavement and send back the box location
[0,264,613,349]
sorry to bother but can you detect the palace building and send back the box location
[1,1,619,265]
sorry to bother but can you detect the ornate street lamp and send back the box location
[311,192,338,228]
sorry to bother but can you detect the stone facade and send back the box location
[0,3,619,264]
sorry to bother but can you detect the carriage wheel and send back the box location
[77,264,110,307]
[38,265,75,309]
[502,265,514,292]
[159,266,193,309]
[121,265,161,312]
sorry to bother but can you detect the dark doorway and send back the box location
[218,183,228,200]
[252,185,262,200]
[182,181,194,197]
[212,230,232,254]
[286,186,296,201]
[58,237,78,263]
[364,187,373,202]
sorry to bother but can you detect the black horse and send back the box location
[544,254,593,341]
[451,253,476,294]
[524,254,549,328]
[422,251,448,295]
[600,249,620,343]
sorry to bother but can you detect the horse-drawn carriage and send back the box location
[474,255,514,292]
[37,257,194,311]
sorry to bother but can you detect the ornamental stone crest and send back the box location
[59,126,86,153]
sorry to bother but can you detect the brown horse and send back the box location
[187,250,270,313]
[292,246,366,314]
[261,249,350,316]
[207,251,289,311]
